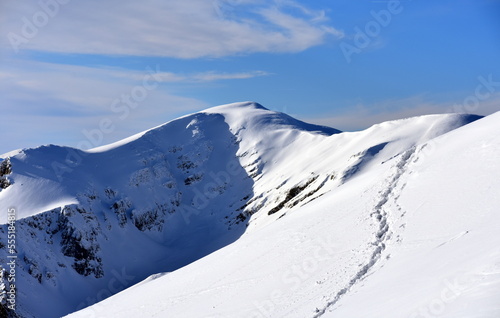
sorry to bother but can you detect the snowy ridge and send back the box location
[0,102,495,318]
[67,110,500,318]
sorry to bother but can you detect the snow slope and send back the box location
[65,110,500,318]
[329,111,500,318]
[0,102,493,318]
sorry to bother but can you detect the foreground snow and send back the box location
[0,102,498,318]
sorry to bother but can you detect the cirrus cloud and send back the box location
[0,59,270,154]
[2,0,342,58]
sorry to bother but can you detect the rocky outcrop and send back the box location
[59,206,104,278]
[0,158,12,190]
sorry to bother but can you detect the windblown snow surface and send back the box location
[0,102,499,318]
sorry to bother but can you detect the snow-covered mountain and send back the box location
[1,102,498,318]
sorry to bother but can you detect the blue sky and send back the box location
[1,0,499,154]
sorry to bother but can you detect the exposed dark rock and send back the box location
[184,174,203,185]
[132,203,171,231]
[111,199,131,227]
[59,206,103,278]
[268,176,318,215]
[0,158,12,176]
[0,158,12,190]
[0,178,10,190]
[24,256,42,283]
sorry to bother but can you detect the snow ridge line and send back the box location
[312,147,416,317]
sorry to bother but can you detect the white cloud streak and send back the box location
[1,0,342,58]
[0,60,270,153]
[304,94,500,131]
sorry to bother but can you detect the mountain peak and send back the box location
[203,101,268,113]
[87,102,338,153]
[202,101,341,137]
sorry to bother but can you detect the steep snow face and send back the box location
[0,102,484,318]
[67,111,499,318]
[0,111,255,318]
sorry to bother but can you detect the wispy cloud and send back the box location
[0,61,270,153]
[304,94,500,131]
[1,0,342,58]
[187,70,270,82]
[0,60,268,109]
[142,70,270,83]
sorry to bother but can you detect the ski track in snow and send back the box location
[313,147,417,317]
